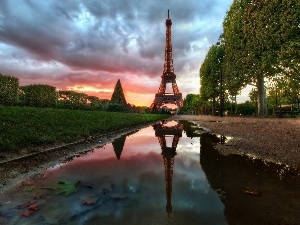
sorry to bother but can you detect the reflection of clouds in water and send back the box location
[40,123,226,224]
[177,134,201,154]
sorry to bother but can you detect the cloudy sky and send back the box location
[0,0,234,106]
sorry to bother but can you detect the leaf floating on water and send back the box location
[43,180,81,195]
[21,202,39,217]
[109,193,128,200]
[53,180,80,195]
[34,195,44,200]
[21,210,33,217]
[81,196,98,205]
[22,201,37,208]
[28,204,39,211]
[23,185,36,192]
[85,185,94,189]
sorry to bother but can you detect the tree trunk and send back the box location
[234,95,237,114]
[212,98,215,116]
[257,74,267,116]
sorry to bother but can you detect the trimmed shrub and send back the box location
[20,84,56,107]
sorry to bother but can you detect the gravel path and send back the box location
[172,115,300,170]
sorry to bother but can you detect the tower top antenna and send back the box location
[168,9,169,18]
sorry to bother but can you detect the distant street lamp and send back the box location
[217,35,224,117]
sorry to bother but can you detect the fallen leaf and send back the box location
[34,195,44,199]
[81,196,98,205]
[52,180,80,195]
[109,193,128,200]
[21,210,33,217]
[23,185,36,192]
[22,201,37,207]
[28,204,38,211]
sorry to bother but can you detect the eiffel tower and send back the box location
[151,10,183,109]
[153,121,183,216]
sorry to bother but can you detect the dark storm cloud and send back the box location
[0,0,227,71]
[0,0,232,104]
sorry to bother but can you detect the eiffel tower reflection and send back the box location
[153,120,183,217]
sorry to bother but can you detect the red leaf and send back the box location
[28,204,39,211]
[21,202,39,217]
[21,210,34,217]
[22,200,37,207]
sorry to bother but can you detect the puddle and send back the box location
[0,120,299,225]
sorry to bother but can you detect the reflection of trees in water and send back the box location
[199,133,300,225]
[179,120,209,138]
[112,130,139,160]
[112,135,126,160]
[179,120,198,138]
[200,133,224,198]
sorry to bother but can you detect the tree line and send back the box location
[196,0,299,116]
[0,74,154,113]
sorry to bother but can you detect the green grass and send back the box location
[0,106,170,151]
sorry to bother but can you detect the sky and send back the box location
[0,0,238,107]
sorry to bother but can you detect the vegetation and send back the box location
[0,73,152,113]
[108,79,129,112]
[0,73,19,105]
[199,0,300,116]
[57,90,89,110]
[199,45,224,113]
[182,94,201,115]
[20,84,56,108]
[0,106,170,151]
[110,79,127,105]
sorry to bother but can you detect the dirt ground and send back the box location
[172,115,300,170]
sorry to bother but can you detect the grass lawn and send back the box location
[0,106,170,151]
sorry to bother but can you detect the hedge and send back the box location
[0,73,19,105]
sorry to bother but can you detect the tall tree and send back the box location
[223,0,266,115]
[111,79,127,105]
[183,94,201,115]
[277,0,300,79]
[199,44,223,114]
[222,0,248,97]
[223,0,300,116]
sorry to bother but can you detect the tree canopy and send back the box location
[199,45,223,109]
[199,0,300,116]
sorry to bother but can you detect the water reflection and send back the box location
[112,130,139,160]
[0,120,299,225]
[1,120,228,225]
[112,135,126,160]
[200,132,300,225]
[153,120,183,216]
